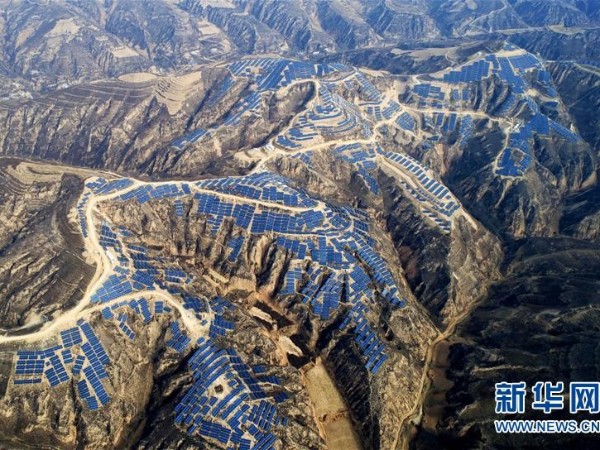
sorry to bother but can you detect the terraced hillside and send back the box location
[1,0,599,95]
[0,160,97,332]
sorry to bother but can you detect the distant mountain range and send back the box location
[1,0,599,95]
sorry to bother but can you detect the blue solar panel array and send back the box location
[413,83,445,101]
[103,297,157,325]
[377,146,459,225]
[355,72,382,102]
[209,316,235,338]
[458,116,474,146]
[508,53,541,72]
[118,314,136,340]
[227,236,245,262]
[13,319,112,409]
[415,47,581,174]
[197,172,317,208]
[365,104,383,121]
[285,117,319,144]
[174,199,185,217]
[497,56,526,94]
[171,128,211,151]
[436,51,556,115]
[495,112,581,177]
[274,229,407,330]
[496,147,532,177]
[117,183,184,203]
[249,209,322,235]
[81,172,405,311]
[440,113,458,134]
[496,91,518,116]
[228,58,347,92]
[443,60,490,83]
[275,135,301,149]
[88,218,205,306]
[396,112,415,131]
[277,82,371,148]
[61,327,82,347]
[174,336,287,448]
[207,76,235,107]
[310,273,343,320]
[99,222,125,258]
[165,268,192,284]
[210,296,234,314]
[339,302,388,375]
[333,143,380,195]
[167,321,192,353]
[281,267,302,295]
[57,51,589,442]
[223,92,262,127]
[291,150,314,168]
[145,57,355,156]
[147,169,408,350]
[382,101,401,119]
[77,192,91,237]
[549,120,580,143]
[13,294,187,410]
[535,70,558,97]
[91,274,134,304]
[64,160,417,422]
[364,100,400,122]
[85,178,134,196]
